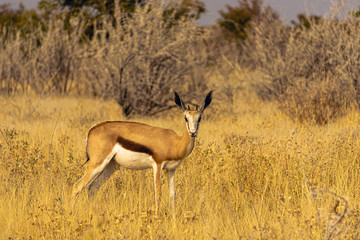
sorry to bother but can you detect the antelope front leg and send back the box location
[167,169,176,216]
[153,163,162,216]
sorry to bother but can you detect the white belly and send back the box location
[113,144,155,170]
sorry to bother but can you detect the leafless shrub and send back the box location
[242,9,360,124]
[0,16,85,95]
[0,32,29,95]
[0,1,212,116]
[198,27,250,113]
[28,17,85,94]
[81,0,210,117]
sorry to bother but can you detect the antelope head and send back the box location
[174,91,213,137]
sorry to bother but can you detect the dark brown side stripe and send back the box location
[117,136,152,155]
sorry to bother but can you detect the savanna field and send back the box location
[2,0,360,239]
[1,92,360,239]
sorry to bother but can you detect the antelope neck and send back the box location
[179,128,195,159]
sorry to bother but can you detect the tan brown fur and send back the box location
[71,91,212,216]
[87,121,192,163]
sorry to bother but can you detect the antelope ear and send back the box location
[200,90,213,112]
[174,91,186,111]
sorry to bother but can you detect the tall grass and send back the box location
[1,93,360,239]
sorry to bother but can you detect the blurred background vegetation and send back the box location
[1,0,360,120]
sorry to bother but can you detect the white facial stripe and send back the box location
[185,111,201,136]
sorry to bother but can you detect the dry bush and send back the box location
[0,0,211,117]
[0,32,29,94]
[241,10,360,124]
[82,0,210,117]
[196,27,251,114]
[0,17,85,95]
[28,17,85,94]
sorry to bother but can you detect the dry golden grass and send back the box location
[1,93,360,239]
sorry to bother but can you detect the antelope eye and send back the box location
[198,117,202,122]
[184,117,188,122]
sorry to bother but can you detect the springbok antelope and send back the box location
[71,91,213,215]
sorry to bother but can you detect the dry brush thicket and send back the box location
[83,1,210,116]
[0,17,85,95]
[2,1,360,122]
[1,0,211,117]
[239,11,360,123]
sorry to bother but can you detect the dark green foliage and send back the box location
[217,0,279,41]
[0,3,44,43]
[39,0,140,16]
[218,4,253,40]
[37,0,205,40]
[38,0,130,39]
[291,14,322,30]
[350,7,360,18]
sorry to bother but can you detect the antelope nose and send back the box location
[190,132,197,137]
